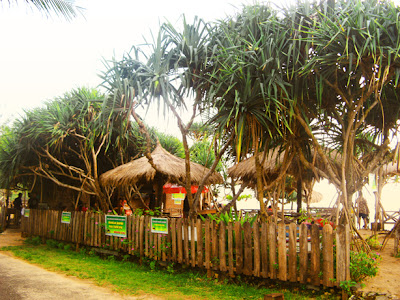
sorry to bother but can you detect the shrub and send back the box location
[350,251,381,282]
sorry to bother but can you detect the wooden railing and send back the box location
[21,209,350,288]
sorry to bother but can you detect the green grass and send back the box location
[0,242,337,300]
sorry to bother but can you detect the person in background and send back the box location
[356,191,370,229]
[13,193,23,224]
[28,193,39,209]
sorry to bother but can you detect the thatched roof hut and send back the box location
[100,144,223,187]
[228,147,341,186]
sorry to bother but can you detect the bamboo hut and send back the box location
[100,144,223,211]
[228,147,341,213]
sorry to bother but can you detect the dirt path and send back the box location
[358,229,400,298]
[0,229,161,300]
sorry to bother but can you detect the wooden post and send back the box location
[205,219,211,269]
[322,224,334,287]
[235,221,243,274]
[253,222,261,277]
[299,223,308,284]
[190,218,196,267]
[261,222,269,278]
[219,221,227,272]
[288,223,297,282]
[170,218,177,262]
[228,222,234,277]
[183,218,190,264]
[336,224,350,286]
[196,219,203,268]
[310,224,321,286]
[278,222,287,281]
[243,222,253,276]
[268,222,277,279]
[177,218,183,263]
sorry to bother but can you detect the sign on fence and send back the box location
[105,215,127,237]
[24,209,30,218]
[61,212,71,224]
[151,217,168,234]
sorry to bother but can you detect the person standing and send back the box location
[356,191,369,229]
[13,193,23,225]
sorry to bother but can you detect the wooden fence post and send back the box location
[278,222,287,281]
[288,223,297,282]
[322,224,334,287]
[268,222,277,279]
[299,223,308,284]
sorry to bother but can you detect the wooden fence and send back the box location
[21,209,350,288]
[0,205,6,231]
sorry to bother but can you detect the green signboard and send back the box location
[24,208,30,218]
[172,193,185,205]
[105,215,127,237]
[61,212,72,224]
[151,217,168,234]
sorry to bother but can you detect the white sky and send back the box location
[1,0,399,215]
[0,0,258,132]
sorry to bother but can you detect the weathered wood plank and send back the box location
[299,223,308,284]
[205,219,211,269]
[234,221,243,274]
[219,222,227,272]
[278,222,287,281]
[211,220,218,270]
[171,218,177,262]
[268,222,277,279]
[139,216,145,257]
[196,219,203,268]
[261,222,268,278]
[190,218,196,267]
[253,222,260,277]
[322,224,334,287]
[228,222,234,277]
[177,218,183,263]
[183,218,190,264]
[310,224,321,286]
[288,223,297,282]
[243,222,252,276]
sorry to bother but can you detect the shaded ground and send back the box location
[357,229,400,298]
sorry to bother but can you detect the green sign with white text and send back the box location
[151,217,168,234]
[105,215,127,237]
[61,212,71,224]
[24,209,30,218]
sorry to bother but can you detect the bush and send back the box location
[24,236,41,246]
[350,251,381,282]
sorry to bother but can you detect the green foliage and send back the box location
[200,207,257,226]
[339,280,358,295]
[24,236,41,246]
[350,251,381,283]
[366,236,382,250]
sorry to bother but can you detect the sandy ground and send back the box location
[357,229,400,298]
[0,229,161,300]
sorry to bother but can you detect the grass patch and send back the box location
[0,242,337,300]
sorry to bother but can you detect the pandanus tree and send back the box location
[101,18,231,216]
[286,0,400,224]
[0,87,182,211]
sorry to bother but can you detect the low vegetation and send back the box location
[0,238,338,300]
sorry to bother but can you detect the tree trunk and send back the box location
[296,178,302,213]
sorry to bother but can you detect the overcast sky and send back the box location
[0,0,262,133]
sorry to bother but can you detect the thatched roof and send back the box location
[100,144,223,187]
[228,147,341,186]
[381,162,400,177]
